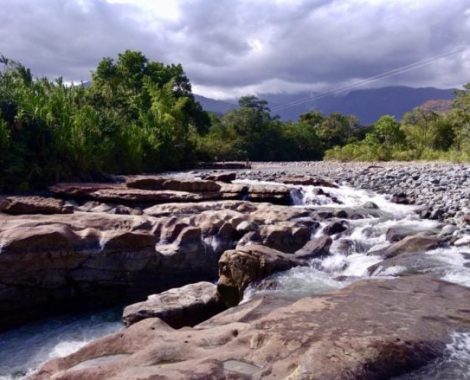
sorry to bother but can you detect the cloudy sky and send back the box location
[0,0,469,99]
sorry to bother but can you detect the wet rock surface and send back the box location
[123,282,226,328]
[0,196,73,215]
[0,162,469,379]
[217,244,306,306]
[237,161,470,239]
[31,276,470,380]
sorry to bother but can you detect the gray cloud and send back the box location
[0,0,469,98]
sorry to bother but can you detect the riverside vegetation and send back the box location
[1,50,470,192]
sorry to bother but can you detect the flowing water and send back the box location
[0,308,122,379]
[242,181,470,379]
[0,181,468,378]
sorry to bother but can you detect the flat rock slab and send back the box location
[126,176,222,192]
[50,180,294,206]
[32,275,470,380]
[123,281,226,328]
[0,196,73,215]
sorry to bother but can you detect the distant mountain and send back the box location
[194,95,237,115]
[263,86,456,124]
[195,86,456,125]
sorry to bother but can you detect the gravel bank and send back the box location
[235,161,470,238]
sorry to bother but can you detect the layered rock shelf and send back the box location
[32,276,470,380]
[0,163,469,379]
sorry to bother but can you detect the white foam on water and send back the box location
[1,179,468,379]
[425,247,470,288]
[394,331,470,380]
[0,309,122,380]
[244,266,344,301]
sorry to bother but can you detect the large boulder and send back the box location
[144,200,250,218]
[49,182,218,205]
[0,213,219,331]
[217,244,305,306]
[89,188,212,204]
[246,183,292,205]
[295,235,332,259]
[323,220,349,235]
[385,225,440,243]
[259,223,310,253]
[0,196,73,215]
[370,233,444,259]
[32,276,470,380]
[122,282,226,328]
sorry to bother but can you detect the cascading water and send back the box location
[0,308,122,380]
[240,180,470,378]
[238,180,470,295]
[0,181,468,379]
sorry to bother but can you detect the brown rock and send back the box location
[204,172,237,183]
[90,188,211,204]
[279,175,339,188]
[122,282,226,328]
[464,214,470,224]
[247,183,292,205]
[391,192,411,205]
[370,233,444,259]
[49,182,124,199]
[0,212,220,331]
[32,276,470,380]
[0,196,73,215]
[50,182,219,204]
[385,226,439,243]
[100,232,156,252]
[217,244,305,306]
[144,200,250,218]
[295,235,332,259]
[260,224,310,253]
[127,176,221,192]
[323,220,349,235]
[124,176,166,190]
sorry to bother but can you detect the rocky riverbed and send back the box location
[0,161,469,379]
[238,161,470,237]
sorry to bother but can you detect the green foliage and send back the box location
[1,51,468,191]
[0,51,210,191]
[195,97,324,162]
[325,94,470,163]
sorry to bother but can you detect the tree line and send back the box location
[0,50,469,191]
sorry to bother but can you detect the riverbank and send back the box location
[238,161,470,236]
[0,161,469,379]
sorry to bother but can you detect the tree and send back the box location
[372,115,405,146]
[315,113,360,149]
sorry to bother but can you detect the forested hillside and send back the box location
[0,51,469,191]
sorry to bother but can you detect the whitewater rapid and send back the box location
[0,309,122,380]
[0,181,468,379]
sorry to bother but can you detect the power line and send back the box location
[270,47,465,113]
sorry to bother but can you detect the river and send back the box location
[0,181,468,379]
